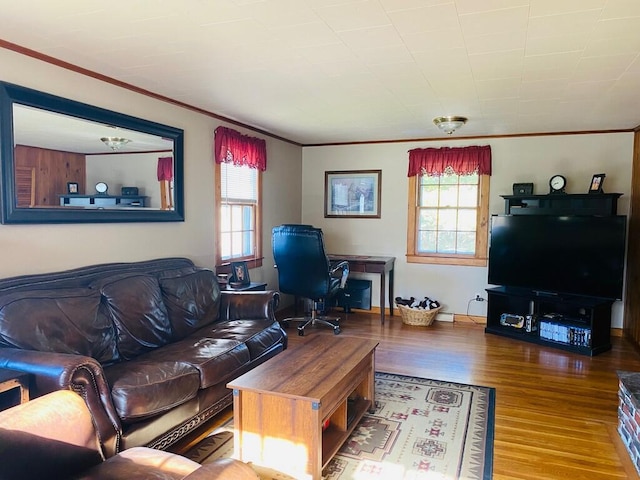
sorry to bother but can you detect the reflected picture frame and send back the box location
[325,170,381,218]
[588,173,606,194]
[67,182,79,194]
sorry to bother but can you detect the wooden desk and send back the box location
[328,254,395,325]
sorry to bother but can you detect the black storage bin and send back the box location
[336,279,372,312]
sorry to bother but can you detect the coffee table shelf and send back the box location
[322,395,370,467]
[228,336,378,480]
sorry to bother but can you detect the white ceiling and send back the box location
[2,0,640,145]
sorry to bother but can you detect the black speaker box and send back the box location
[121,187,139,196]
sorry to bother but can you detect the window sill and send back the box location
[406,254,487,267]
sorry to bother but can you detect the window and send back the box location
[215,162,262,267]
[213,127,266,270]
[406,145,491,267]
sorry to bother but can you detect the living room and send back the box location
[2,2,640,479]
[0,46,635,329]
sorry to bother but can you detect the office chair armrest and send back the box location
[330,260,349,288]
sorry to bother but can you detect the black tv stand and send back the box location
[485,286,613,356]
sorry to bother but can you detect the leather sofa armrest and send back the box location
[183,459,259,480]
[219,290,280,321]
[0,347,121,458]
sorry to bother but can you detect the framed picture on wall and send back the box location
[324,170,381,218]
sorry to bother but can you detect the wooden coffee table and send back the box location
[227,335,378,480]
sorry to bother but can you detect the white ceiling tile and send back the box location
[527,10,602,38]
[475,77,521,100]
[464,30,527,55]
[572,53,637,82]
[401,28,465,53]
[592,17,640,38]
[525,34,588,56]
[459,6,529,37]
[353,44,414,65]
[468,50,524,80]
[455,0,529,15]
[315,0,391,31]
[337,25,404,49]
[387,3,460,35]
[601,0,640,19]
[584,35,640,57]
[270,21,342,47]
[529,0,605,17]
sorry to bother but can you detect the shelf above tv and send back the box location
[501,193,622,216]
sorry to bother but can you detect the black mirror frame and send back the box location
[0,81,185,224]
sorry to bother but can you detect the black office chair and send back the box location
[272,224,349,336]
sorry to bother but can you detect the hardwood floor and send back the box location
[172,310,640,479]
[283,310,640,479]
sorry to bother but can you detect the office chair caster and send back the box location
[298,327,305,336]
[333,326,341,335]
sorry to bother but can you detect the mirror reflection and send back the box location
[13,105,174,210]
[0,81,184,224]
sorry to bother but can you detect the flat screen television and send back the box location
[488,215,627,299]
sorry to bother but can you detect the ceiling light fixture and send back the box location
[433,116,468,135]
[101,137,131,151]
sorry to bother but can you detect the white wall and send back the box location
[0,48,303,283]
[302,133,633,327]
[86,153,160,207]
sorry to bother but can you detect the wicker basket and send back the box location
[396,304,442,326]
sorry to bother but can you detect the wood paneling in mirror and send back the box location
[15,145,85,207]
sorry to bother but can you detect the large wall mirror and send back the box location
[0,81,184,224]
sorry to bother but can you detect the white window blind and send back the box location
[221,163,257,203]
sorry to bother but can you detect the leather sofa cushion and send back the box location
[207,319,286,360]
[0,288,118,363]
[105,360,200,422]
[94,273,172,360]
[159,269,221,340]
[139,337,250,388]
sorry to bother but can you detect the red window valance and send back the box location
[157,156,173,181]
[214,126,267,171]
[407,145,492,177]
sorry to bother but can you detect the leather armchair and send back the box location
[272,224,349,335]
[0,390,258,480]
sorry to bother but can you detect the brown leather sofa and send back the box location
[0,258,287,458]
[0,389,259,480]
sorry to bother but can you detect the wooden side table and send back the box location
[0,368,29,411]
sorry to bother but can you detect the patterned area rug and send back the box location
[184,372,495,480]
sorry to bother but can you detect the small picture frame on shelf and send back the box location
[67,182,79,194]
[512,182,533,195]
[588,173,605,194]
[230,261,250,286]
